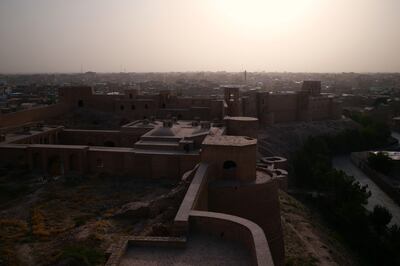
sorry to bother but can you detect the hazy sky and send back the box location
[1,0,400,73]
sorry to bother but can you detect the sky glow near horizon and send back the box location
[0,0,400,73]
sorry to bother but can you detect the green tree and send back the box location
[367,152,394,175]
[370,205,392,232]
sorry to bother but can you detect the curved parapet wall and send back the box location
[224,116,259,138]
[208,170,284,265]
[256,164,288,192]
[190,210,274,266]
[261,156,288,170]
[273,169,288,191]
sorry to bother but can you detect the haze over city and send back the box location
[1,0,400,73]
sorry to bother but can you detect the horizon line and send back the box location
[1,70,400,75]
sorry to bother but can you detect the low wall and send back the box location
[208,172,284,265]
[59,129,143,147]
[0,143,200,180]
[174,163,209,235]
[0,144,27,164]
[173,163,278,265]
[6,127,63,145]
[0,103,71,128]
[190,210,274,266]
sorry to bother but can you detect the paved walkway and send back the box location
[333,155,400,226]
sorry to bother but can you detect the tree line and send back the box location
[292,112,400,265]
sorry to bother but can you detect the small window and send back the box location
[78,100,84,107]
[162,103,166,109]
[145,104,148,109]
[129,93,133,99]
[131,104,135,110]
[223,160,237,180]
[120,105,124,111]
[223,160,237,169]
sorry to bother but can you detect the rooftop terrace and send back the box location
[202,135,257,147]
[120,233,251,266]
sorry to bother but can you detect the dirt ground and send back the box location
[0,160,362,266]
[0,170,183,266]
[280,190,359,266]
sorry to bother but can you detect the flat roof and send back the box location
[202,135,256,147]
[224,116,258,122]
[2,126,62,144]
[142,121,223,138]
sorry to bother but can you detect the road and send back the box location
[392,131,400,143]
[333,155,400,226]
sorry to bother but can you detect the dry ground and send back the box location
[280,191,358,266]
[0,171,182,266]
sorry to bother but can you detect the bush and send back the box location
[0,219,29,240]
[59,245,105,266]
[291,115,399,265]
[370,205,392,232]
[0,184,30,203]
[367,152,394,175]
[31,208,50,238]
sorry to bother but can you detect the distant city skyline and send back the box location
[1,0,400,73]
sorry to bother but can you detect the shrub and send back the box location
[291,116,399,265]
[370,205,392,232]
[0,219,28,240]
[367,152,394,175]
[31,208,50,238]
[59,245,105,266]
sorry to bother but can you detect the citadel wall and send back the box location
[0,103,71,128]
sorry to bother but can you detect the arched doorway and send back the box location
[223,160,237,180]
